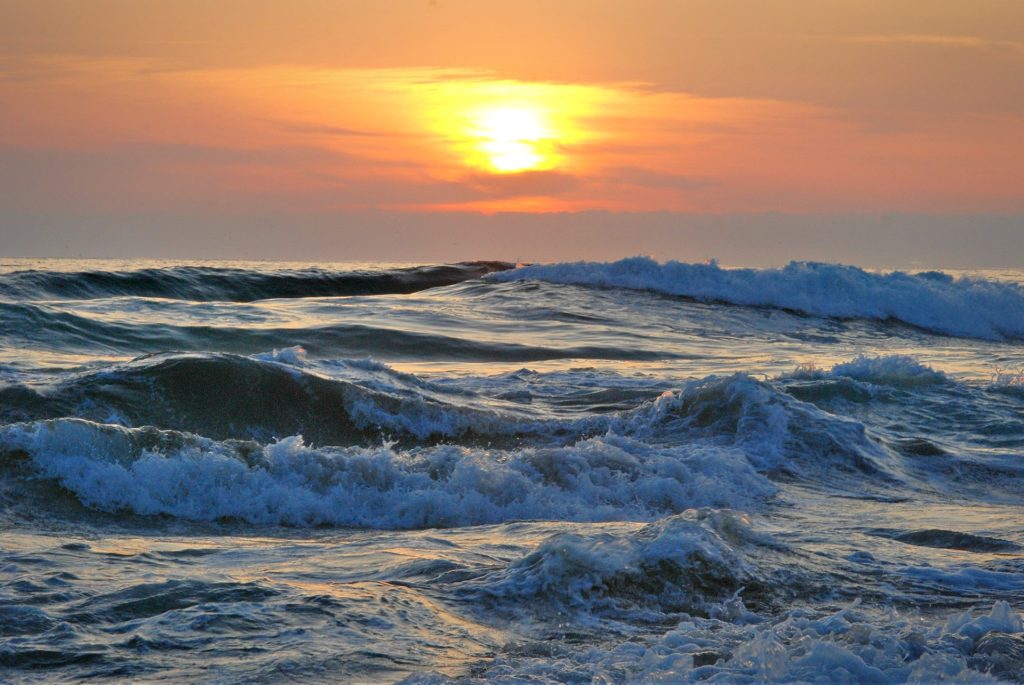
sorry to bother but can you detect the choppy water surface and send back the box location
[2,257,1024,683]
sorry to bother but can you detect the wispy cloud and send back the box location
[2,54,1022,215]
[275,122,403,138]
[465,170,581,197]
[606,167,710,191]
[843,34,1024,57]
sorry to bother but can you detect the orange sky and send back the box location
[1,0,1022,261]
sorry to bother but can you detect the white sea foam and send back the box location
[617,373,892,477]
[252,345,309,366]
[496,257,1024,340]
[784,355,947,387]
[0,369,903,528]
[947,600,1023,640]
[476,509,770,611]
[0,420,773,528]
[404,600,1021,684]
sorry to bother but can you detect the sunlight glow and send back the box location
[471,106,554,173]
[410,75,612,184]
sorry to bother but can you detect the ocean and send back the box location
[2,256,1023,683]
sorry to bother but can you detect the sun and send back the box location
[470,105,555,173]
[418,78,597,179]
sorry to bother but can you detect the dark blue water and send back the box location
[2,257,1024,683]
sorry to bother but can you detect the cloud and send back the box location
[0,142,483,213]
[463,170,581,197]
[275,122,396,137]
[2,53,1022,216]
[605,167,710,191]
[843,34,1024,57]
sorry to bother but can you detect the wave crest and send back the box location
[496,258,1024,340]
[473,509,772,613]
[0,421,772,528]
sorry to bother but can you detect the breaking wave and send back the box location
[496,257,1024,341]
[2,352,895,471]
[782,355,947,387]
[0,357,935,528]
[472,509,774,613]
[0,421,772,529]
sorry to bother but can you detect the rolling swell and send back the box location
[0,303,672,362]
[0,261,513,302]
[1,353,899,466]
[870,528,1023,553]
[0,353,543,445]
[496,257,1024,341]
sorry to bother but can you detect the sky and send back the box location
[1,0,1022,266]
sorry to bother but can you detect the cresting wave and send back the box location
[2,349,902,457]
[783,355,947,387]
[0,420,775,528]
[2,354,967,529]
[0,261,513,301]
[471,509,775,614]
[0,351,569,443]
[495,257,1024,341]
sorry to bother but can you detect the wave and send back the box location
[782,355,947,387]
[0,303,672,362]
[471,509,774,614]
[421,598,1024,684]
[0,261,513,302]
[0,359,924,527]
[1,352,895,474]
[868,528,1022,553]
[779,355,949,405]
[0,352,544,445]
[615,372,895,481]
[0,421,773,529]
[495,257,1024,341]
[6,353,1007,526]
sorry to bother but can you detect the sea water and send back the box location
[2,257,1023,683]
